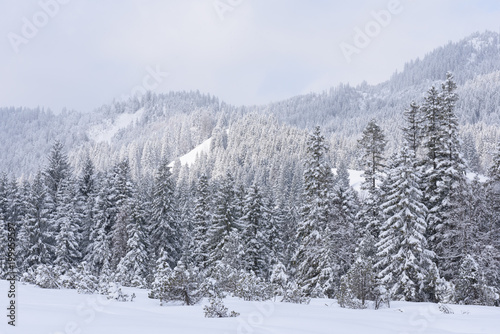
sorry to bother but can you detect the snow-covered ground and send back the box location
[2,280,499,334]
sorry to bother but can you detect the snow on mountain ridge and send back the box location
[88,108,145,143]
[168,136,212,168]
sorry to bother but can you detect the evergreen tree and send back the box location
[190,174,211,269]
[85,176,114,276]
[54,179,82,269]
[357,120,386,238]
[150,159,180,267]
[44,141,71,200]
[207,172,240,266]
[293,126,334,297]
[358,119,386,192]
[115,200,149,288]
[240,184,270,279]
[330,161,358,278]
[78,156,97,254]
[21,172,53,268]
[455,255,497,306]
[376,148,434,301]
[151,260,202,306]
[421,74,467,272]
[338,232,377,308]
[402,101,423,154]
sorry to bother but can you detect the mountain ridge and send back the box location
[1,30,499,178]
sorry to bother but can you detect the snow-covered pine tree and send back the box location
[115,199,149,288]
[358,120,386,192]
[207,172,240,267]
[330,160,358,278]
[150,159,180,267]
[402,101,423,155]
[44,140,71,203]
[0,175,11,278]
[376,147,434,302]
[0,207,7,278]
[153,260,202,306]
[149,249,173,301]
[487,145,500,217]
[54,178,82,269]
[85,175,114,276]
[338,232,377,308]
[293,126,334,297]
[421,73,467,274]
[78,156,97,256]
[263,194,285,268]
[240,183,270,279]
[21,172,53,268]
[357,119,386,238]
[484,148,500,291]
[455,254,498,306]
[190,174,212,269]
[270,261,288,299]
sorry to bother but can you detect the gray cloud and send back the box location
[1,0,499,112]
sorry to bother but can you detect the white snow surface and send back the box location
[88,108,145,143]
[168,137,212,168]
[332,168,365,192]
[2,280,500,334]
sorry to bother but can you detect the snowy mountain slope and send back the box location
[88,108,146,143]
[2,280,499,334]
[2,31,500,177]
[168,136,212,168]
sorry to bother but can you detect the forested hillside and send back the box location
[1,71,499,308]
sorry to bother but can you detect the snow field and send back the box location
[2,280,499,334]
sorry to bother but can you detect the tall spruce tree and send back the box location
[293,126,334,297]
[402,101,423,154]
[207,172,240,267]
[54,179,82,269]
[240,184,270,279]
[115,199,149,288]
[190,174,212,269]
[150,159,180,267]
[357,120,386,238]
[421,74,467,273]
[22,172,53,268]
[376,148,434,302]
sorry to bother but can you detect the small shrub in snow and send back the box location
[338,275,366,309]
[281,281,310,304]
[204,261,240,297]
[107,282,135,302]
[270,262,288,300]
[438,303,454,314]
[235,270,271,301]
[203,296,239,318]
[22,265,61,289]
[150,261,203,306]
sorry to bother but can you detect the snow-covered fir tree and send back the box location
[293,126,334,297]
[376,148,434,302]
[240,183,270,279]
[150,159,180,267]
[421,73,468,275]
[115,200,149,288]
[54,179,82,269]
[357,119,386,238]
[189,174,212,269]
[207,172,241,267]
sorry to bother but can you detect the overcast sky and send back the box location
[1,0,499,113]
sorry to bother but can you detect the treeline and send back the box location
[0,74,499,308]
